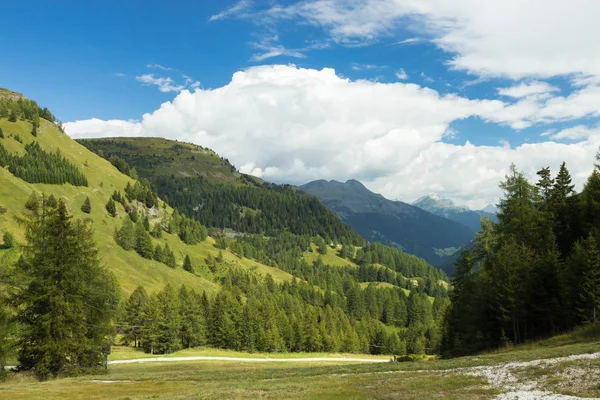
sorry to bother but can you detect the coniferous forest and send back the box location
[443,160,600,356]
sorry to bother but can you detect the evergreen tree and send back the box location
[105,198,117,217]
[0,127,4,139]
[569,237,600,324]
[3,232,15,248]
[114,218,136,251]
[183,255,193,273]
[81,196,91,214]
[156,284,181,354]
[8,110,17,122]
[14,196,119,379]
[123,286,148,347]
[135,221,154,259]
[164,244,176,268]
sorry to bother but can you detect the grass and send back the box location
[74,137,253,185]
[303,244,359,268]
[0,118,292,296]
[108,346,392,361]
[3,324,598,399]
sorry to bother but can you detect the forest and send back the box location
[443,160,600,356]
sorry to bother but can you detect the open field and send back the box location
[2,325,599,399]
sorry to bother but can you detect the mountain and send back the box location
[299,179,475,268]
[482,203,499,214]
[0,99,293,296]
[412,195,498,233]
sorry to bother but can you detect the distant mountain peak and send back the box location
[482,204,499,214]
[413,194,469,212]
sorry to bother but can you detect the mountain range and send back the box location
[299,179,476,269]
[412,194,498,233]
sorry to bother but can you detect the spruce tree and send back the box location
[8,110,17,122]
[81,196,91,214]
[105,198,117,217]
[183,255,193,273]
[2,232,15,248]
[124,286,148,347]
[135,221,154,259]
[14,196,119,379]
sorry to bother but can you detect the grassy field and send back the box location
[303,244,359,268]
[2,325,598,399]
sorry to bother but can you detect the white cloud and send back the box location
[395,37,421,45]
[146,64,173,71]
[65,65,600,208]
[234,0,600,81]
[498,81,559,99]
[395,68,408,80]
[209,0,252,21]
[114,72,126,77]
[65,118,142,139]
[549,125,600,141]
[135,74,186,93]
[250,36,307,62]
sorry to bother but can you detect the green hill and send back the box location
[76,137,256,185]
[0,118,292,295]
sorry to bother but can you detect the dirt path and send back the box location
[108,356,391,365]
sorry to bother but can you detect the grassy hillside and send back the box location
[0,118,292,295]
[76,137,258,185]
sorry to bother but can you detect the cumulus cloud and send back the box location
[65,118,142,139]
[65,65,600,208]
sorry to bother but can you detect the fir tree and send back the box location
[114,218,136,251]
[123,286,148,348]
[105,198,117,217]
[14,196,119,379]
[135,221,154,259]
[81,196,91,214]
[183,255,193,273]
[3,232,15,248]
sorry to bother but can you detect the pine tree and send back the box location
[14,196,119,378]
[569,237,600,324]
[3,232,15,248]
[164,244,176,268]
[81,196,91,214]
[105,198,117,217]
[183,255,193,273]
[114,218,136,251]
[31,124,37,137]
[124,286,148,347]
[135,221,154,259]
[0,127,4,139]
[8,110,17,122]
[157,284,181,354]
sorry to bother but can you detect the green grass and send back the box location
[303,244,359,268]
[3,324,598,399]
[0,118,292,296]
[108,346,392,361]
[75,137,258,185]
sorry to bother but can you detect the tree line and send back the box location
[443,158,600,356]
[0,141,88,186]
[119,266,446,356]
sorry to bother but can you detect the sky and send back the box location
[2,1,600,209]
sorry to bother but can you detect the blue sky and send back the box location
[3,1,600,208]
